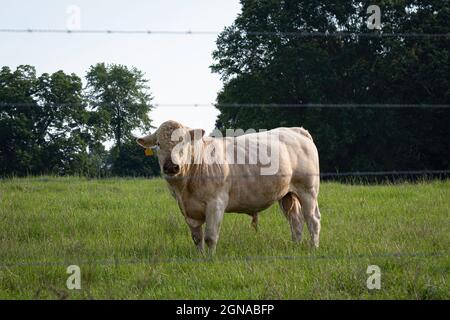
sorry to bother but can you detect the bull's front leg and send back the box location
[185,217,204,252]
[204,194,227,255]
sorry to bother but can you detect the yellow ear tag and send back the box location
[144,148,154,156]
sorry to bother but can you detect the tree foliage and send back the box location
[85,63,153,150]
[212,0,450,172]
[0,64,158,177]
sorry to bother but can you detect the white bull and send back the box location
[137,120,321,254]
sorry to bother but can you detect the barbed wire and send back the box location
[0,251,448,268]
[319,170,450,177]
[1,101,449,180]
[155,103,450,108]
[159,170,450,181]
[2,170,447,183]
[0,28,449,38]
[2,171,447,185]
[0,25,448,275]
[1,102,450,108]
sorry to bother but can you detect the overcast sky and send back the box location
[0,0,242,135]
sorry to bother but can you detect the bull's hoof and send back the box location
[310,241,320,249]
[196,242,205,253]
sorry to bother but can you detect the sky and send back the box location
[0,0,242,136]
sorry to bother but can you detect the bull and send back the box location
[137,120,321,254]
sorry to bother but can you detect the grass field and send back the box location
[0,177,448,299]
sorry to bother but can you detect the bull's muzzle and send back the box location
[163,159,180,176]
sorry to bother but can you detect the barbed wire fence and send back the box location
[1,168,448,269]
[2,102,450,108]
[3,170,447,181]
[2,101,449,181]
[1,251,449,269]
[1,25,449,270]
[3,100,448,180]
[0,28,449,38]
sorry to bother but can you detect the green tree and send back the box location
[85,63,154,176]
[0,65,111,176]
[107,138,160,177]
[1,64,156,177]
[33,70,90,174]
[211,0,450,173]
[85,63,153,153]
[0,65,38,175]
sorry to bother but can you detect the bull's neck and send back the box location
[165,174,187,190]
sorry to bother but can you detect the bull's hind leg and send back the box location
[279,193,304,242]
[297,188,321,248]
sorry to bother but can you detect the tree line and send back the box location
[211,0,450,175]
[0,63,160,177]
[1,0,449,178]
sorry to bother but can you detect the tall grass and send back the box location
[0,177,448,299]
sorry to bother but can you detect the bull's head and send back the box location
[136,120,205,176]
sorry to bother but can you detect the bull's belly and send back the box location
[225,178,291,214]
[180,192,277,218]
[174,172,294,218]
[225,200,275,214]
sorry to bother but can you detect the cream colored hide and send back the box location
[137,120,321,254]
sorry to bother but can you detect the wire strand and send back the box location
[0,28,449,38]
[1,102,450,108]
[159,170,450,181]
[2,171,447,182]
[1,251,448,268]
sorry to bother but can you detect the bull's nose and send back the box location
[163,163,180,175]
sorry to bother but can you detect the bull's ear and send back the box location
[136,133,156,148]
[136,138,147,147]
[189,129,205,141]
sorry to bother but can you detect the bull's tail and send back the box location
[251,213,258,232]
